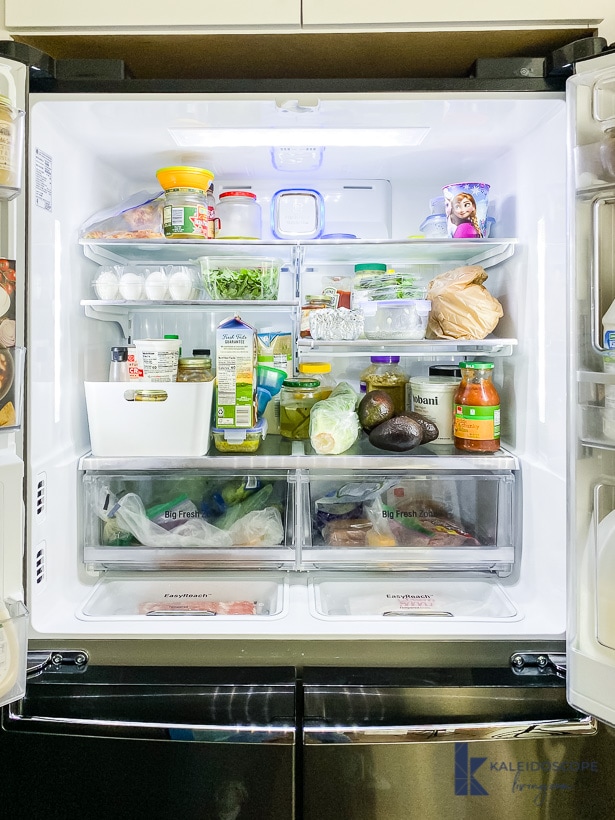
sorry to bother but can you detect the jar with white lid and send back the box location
[216,191,262,239]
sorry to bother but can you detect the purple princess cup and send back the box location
[442,182,490,238]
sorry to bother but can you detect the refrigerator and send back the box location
[1,39,615,819]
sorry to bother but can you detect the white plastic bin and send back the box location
[0,599,28,707]
[78,574,288,620]
[85,381,213,457]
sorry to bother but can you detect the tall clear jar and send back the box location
[176,357,214,382]
[297,362,336,399]
[216,190,262,239]
[279,378,321,440]
[163,187,208,239]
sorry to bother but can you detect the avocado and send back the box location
[358,390,396,432]
[398,411,439,444]
[368,415,424,452]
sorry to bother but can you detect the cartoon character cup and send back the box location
[442,182,490,238]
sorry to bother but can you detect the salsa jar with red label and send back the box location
[453,361,500,453]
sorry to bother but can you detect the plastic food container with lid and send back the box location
[271,188,324,239]
[419,214,448,238]
[216,190,262,239]
[200,256,281,300]
[363,299,431,340]
[211,417,268,453]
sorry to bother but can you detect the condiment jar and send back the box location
[192,348,213,372]
[134,389,168,402]
[216,190,262,239]
[162,187,209,239]
[363,355,408,415]
[279,378,321,440]
[297,362,336,399]
[176,357,214,382]
[453,361,500,453]
[300,294,334,338]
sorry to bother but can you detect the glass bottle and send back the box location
[297,362,336,399]
[176,357,214,382]
[108,346,130,382]
[363,355,408,415]
[453,361,500,453]
[279,378,321,440]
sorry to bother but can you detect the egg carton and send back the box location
[93,263,204,301]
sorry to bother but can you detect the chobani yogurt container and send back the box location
[406,376,460,444]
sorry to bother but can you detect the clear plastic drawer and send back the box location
[300,471,517,575]
[82,470,295,570]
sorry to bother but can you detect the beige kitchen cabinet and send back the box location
[302,1,611,33]
[3,0,301,32]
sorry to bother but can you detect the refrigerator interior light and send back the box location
[168,127,430,148]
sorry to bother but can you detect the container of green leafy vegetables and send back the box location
[200,256,281,300]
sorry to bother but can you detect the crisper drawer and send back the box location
[300,471,517,574]
[82,470,296,570]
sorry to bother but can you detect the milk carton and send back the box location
[215,315,257,428]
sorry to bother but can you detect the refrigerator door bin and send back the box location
[0,600,28,707]
[591,482,615,650]
[84,381,214,457]
[82,470,295,570]
[0,346,25,432]
[77,572,289,620]
[300,470,517,573]
[308,574,520,621]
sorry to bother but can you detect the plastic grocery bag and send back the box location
[80,190,164,240]
[228,507,285,547]
[94,487,232,548]
[425,265,503,340]
[309,381,360,454]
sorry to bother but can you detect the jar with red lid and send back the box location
[216,190,262,239]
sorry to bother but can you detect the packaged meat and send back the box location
[80,191,164,240]
[138,600,258,615]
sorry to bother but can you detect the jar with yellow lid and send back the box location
[0,95,25,198]
[134,389,168,402]
[297,362,336,399]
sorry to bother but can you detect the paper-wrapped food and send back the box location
[425,265,503,340]
[309,381,359,455]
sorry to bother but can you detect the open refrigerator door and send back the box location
[567,51,615,727]
[0,54,28,708]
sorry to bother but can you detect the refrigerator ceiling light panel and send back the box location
[168,127,430,148]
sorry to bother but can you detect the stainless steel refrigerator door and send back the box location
[302,666,615,820]
[1,663,296,818]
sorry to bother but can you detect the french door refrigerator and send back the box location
[1,41,615,819]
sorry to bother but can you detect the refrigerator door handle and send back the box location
[5,700,297,743]
[303,713,597,744]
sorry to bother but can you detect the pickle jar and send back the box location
[279,378,321,440]
[162,187,209,239]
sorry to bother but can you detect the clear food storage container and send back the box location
[200,257,281,300]
[363,299,431,340]
[212,418,268,453]
[216,190,262,239]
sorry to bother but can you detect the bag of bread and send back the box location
[425,265,503,340]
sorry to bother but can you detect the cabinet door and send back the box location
[302,1,609,27]
[4,0,300,30]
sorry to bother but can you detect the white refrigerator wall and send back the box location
[26,92,567,640]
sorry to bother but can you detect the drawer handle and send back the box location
[383,610,453,617]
